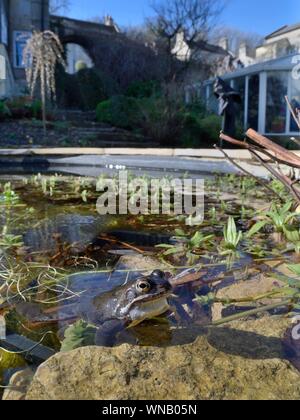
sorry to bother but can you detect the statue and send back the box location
[213,77,242,142]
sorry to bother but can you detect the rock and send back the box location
[117,254,170,273]
[2,368,34,401]
[212,273,284,322]
[25,317,300,400]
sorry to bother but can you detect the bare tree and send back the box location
[124,25,157,45]
[147,0,225,79]
[210,26,263,55]
[148,0,224,54]
[49,0,71,15]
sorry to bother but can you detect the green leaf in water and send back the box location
[246,220,268,238]
[60,320,97,352]
[287,264,300,276]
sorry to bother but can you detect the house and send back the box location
[0,0,49,97]
[196,23,300,139]
[256,23,300,61]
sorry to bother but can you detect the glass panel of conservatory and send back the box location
[266,71,288,133]
[232,77,245,129]
[290,77,300,132]
[200,85,207,105]
[207,84,218,114]
[248,74,260,131]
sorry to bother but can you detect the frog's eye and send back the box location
[136,280,151,294]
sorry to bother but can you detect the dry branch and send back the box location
[219,128,300,205]
[246,129,300,169]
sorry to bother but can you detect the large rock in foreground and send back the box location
[25,318,300,400]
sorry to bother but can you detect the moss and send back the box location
[0,350,26,385]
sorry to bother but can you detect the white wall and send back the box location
[66,43,94,74]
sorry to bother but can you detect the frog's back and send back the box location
[79,286,123,326]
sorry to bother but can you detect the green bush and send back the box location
[76,68,107,111]
[3,97,43,120]
[96,95,142,130]
[126,80,161,99]
[181,113,222,148]
[56,68,118,110]
[137,95,185,145]
[0,101,11,121]
[30,100,42,119]
[96,93,224,148]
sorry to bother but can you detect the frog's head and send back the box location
[115,270,172,323]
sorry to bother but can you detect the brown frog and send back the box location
[81,270,172,346]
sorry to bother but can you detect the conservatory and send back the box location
[199,54,300,137]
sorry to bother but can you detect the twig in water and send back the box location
[214,144,283,201]
[211,298,292,326]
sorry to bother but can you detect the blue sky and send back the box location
[66,0,300,36]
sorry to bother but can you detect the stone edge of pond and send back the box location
[0,148,284,160]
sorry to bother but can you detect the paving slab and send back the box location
[1,147,297,160]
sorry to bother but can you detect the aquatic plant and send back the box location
[220,200,229,213]
[0,227,24,251]
[241,177,257,196]
[156,229,214,264]
[247,201,299,241]
[208,206,217,223]
[60,320,96,352]
[0,183,19,206]
[81,190,88,202]
[220,217,243,254]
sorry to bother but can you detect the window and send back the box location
[232,77,246,128]
[207,84,218,114]
[13,31,32,68]
[266,71,288,134]
[247,74,260,131]
[0,0,8,45]
[290,77,300,132]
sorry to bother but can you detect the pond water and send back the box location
[0,171,299,395]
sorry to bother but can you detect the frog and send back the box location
[80,270,173,346]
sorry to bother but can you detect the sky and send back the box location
[66,0,300,36]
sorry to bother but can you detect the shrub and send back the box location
[0,101,11,121]
[56,68,118,110]
[181,113,222,148]
[30,100,42,119]
[4,97,43,120]
[126,80,161,98]
[56,71,82,109]
[96,95,142,130]
[96,93,224,148]
[6,96,32,119]
[76,68,107,111]
[137,95,185,145]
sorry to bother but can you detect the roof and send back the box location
[203,53,297,84]
[188,39,229,56]
[265,22,300,39]
[50,15,117,34]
